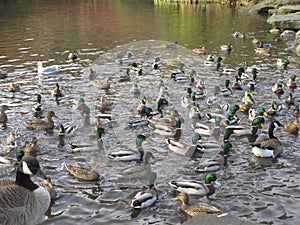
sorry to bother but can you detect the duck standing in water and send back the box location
[0,105,9,129]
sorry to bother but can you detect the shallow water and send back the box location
[0,1,300,225]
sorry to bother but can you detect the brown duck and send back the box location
[25,111,57,130]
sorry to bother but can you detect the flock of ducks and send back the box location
[0,34,298,224]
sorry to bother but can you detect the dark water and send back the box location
[0,1,299,225]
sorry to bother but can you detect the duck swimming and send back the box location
[37,61,60,75]
[0,156,51,225]
[25,111,57,130]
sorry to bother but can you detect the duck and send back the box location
[0,70,8,79]
[226,117,264,138]
[233,31,246,39]
[24,111,57,130]
[152,57,162,69]
[225,111,241,125]
[220,43,232,53]
[248,107,267,122]
[131,172,158,209]
[97,95,113,113]
[69,127,105,151]
[107,134,147,161]
[192,46,208,55]
[185,87,206,100]
[189,103,204,120]
[24,137,40,157]
[285,92,300,108]
[148,109,180,128]
[272,81,285,95]
[277,58,289,69]
[252,36,259,45]
[68,50,78,61]
[88,68,97,80]
[41,177,57,201]
[255,46,271,54]
[52,83,63,100]
[0,105,9,129]
[137,96,148,118]
[37,61,60,75]
[169,173,220,197]
[0,156,51,225]
[220,79,232,97]
[206,86,221,107]
[239,90,255,113]
[0,150,25,174]
[284,118,299,134]
[65,158,103,181]
[173,192,226,217]
[130,80,141,96]
[91,77,110,89]
[5,130,22,150]
[32,94,44,116]
[181,91,196,108]
[231,76,243,91]
[166,133,204,157]
[287,75,297,90]
[252,120,283,158]
[8,83,20,92]
[58,123,78,137]
[267,101,284,116]
[153,118,182,139]
[193,116,221,138]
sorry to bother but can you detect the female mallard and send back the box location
[231,76,243,90]
[252,37,259,45]
[194,116,221,137]
[169,173,220,197]
[173,192,226,217]
[148,109,180,128]
[0,105,9,129]
[287,75,297,90]
[24,137,40,157]
[25,111,57,130]
[255,47,271,54]
[91,77,110,89]
[284,118,299,134]
[107,134,146,161]
[166,133,205,157]
[65,158,103,181]
[97,95,113,113]
[252,120,283,158]
[192,46,208,55]
[131,172,158,209]
[153,118,182,139]
[272,81,285,95]
[0,156,51,225]
[52,83,63,100]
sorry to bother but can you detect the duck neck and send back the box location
[15,168,38,191]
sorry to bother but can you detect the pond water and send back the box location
[0,1,299,225]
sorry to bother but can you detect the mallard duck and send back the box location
[0,150,24,174]
[286,92,300,108]
[107,134,146,161]
[189,104,204,120]
[25,111,57,130]
[88,68,96,80]
[233,31,246,39]
[192,46,208,55]
[255,47,271,54]
[181,91,196,108]
[153,118,182,139]
[252,37,259,45]
[239,90,255,113]
[186,87,206,100]
[0,105,9,128]
[194,116,221,137]
[58,123,78,137]
[97,95,113,113]
[5,130,21,150]
[92,77,110,89]
[65,158,102,181]
[52,83,63,100]
[166,133,205,157]
[152,57,162,69]
[0,156,51,225]
[130,80,141,95]
[32,94,44,116]
[225,111,241,125]
[249,107,267,122]
[148,109,180,128]
[277,58,289,69]
[195,142,232,172]
[173,192,226,217]
[287,75,297,90]
[284,118,299,134]
[272,81,284,95]
[69,127,105,151]
[131,172,158,209]
[220,43,232,53]
[220,79,232,97]
[42,177,57,201]
[226,118,264,137]
[252,120,283,158]
[231,76,243,90]
[267,101,284,116]
[68,50,78,61]
[137,96,148,118]
[169,173,220,197]
[24,137,40,157]
[206,86,221,106]
[8,83,20,92]
[37,61,60,75]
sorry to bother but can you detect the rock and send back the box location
[280,30,296,40]
[296,44,300,57]
[267,12,300,30]
[248,5,275,14]
[278,5,300,14]
[296,30,300,45]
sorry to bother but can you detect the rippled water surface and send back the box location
[0,1,300,225]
